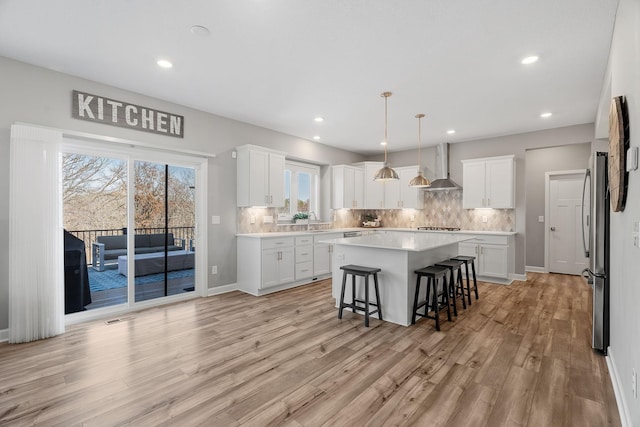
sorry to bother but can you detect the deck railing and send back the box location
[67,226,195,265]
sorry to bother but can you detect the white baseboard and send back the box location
[510,273,527,282]
[607,347,632,427]
[0,328,8,343]
[525,266,546,273]
[208,283,238,296]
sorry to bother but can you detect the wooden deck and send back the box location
[0,272,621,426]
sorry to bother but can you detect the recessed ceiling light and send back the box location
[313,136,321,140]
[380,141,387,146]
[521,55,539,65]
[540,112,552,118]
[447,129,456,135]
[157,59,173,69]
[314,117,324,123]
[190,25,210,37]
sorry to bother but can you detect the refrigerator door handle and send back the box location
[581,169,591,258]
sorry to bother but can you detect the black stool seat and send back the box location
[451,255,479,303]
[412,265,451,330]
[340,265,382,275]
[435,259,466,315]
[338,265,383,327]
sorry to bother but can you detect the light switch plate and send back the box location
[263,215,273,224]
[211,215,220,225]
[538,216,544,223]
[250,215,256,224]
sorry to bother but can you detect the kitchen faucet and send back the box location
[307,211,317,231]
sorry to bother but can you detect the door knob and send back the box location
[550,227,556,231]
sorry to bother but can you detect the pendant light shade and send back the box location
[374,92,399,181]
[409,113,431,188]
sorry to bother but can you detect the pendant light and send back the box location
[409,113,431,187]
[373,92,399,181]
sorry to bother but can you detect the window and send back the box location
[278,161,320,221]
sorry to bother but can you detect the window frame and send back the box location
[278,160,320,221]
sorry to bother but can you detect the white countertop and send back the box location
[236,228,516,238]
[320,233,472,252]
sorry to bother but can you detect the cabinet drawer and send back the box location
[313,233,342,244]
[262,237,294,250]
[295,236,314,246]
[295,261,313,280]
[459,234,508,245]
[295,245,313,263]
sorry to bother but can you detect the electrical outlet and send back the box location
[211,265,218,275]
[482,215,488,223]
[633,368,637,399]
[250,215,256,224]
[263,215,273,224]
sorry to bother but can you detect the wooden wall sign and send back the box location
[71,90,184,138]
[608,95,629,212]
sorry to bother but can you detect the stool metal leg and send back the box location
[338,270,347,319]
[461,261,471,305]
[448,268,458,316]
[432,277,440,331]
[364,274,370,327]
[442,275,452,321]
[471,261,478,299]
[412,274,422,325]
[351,274,356,313]
[373,272,383,321]
[457,267,467,310]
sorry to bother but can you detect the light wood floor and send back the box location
[0,273,621,426]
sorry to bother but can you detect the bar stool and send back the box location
[412,265,451,331]
[338,265,383,327]
[451,255,478,305]
[435,259,467,315]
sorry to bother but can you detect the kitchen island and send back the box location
[323,232,472,326]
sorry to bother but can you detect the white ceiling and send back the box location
[0,0,618,155]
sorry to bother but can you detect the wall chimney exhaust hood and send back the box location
[426,143,461,191]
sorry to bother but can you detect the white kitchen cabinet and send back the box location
[236,145,285,207]
[458,234,510,280]
[313,232,342,276]
[383,166,422,209]
[295,235,314,280]
[332,165,364,209]
[461,155,515,209]
[359,162,385,209]
[237,232,340,296]
[261,237,295,287]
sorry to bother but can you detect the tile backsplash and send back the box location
[237,190,515,233]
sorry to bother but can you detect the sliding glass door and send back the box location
[62,139,203,315]
[133,161,195,302]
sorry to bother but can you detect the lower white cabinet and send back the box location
[261,237,295,288]
[458,234,510,280]
[313,232,342,276]
[295,235,314,280]
[237,232,341,296]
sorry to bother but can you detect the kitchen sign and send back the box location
[71,90,184,138]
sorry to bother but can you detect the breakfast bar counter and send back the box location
[322,233,472,326]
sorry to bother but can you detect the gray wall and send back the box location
[602,0,640,423]
[383,124,597,276]
[0,55,363,330]
[524,143,592,268]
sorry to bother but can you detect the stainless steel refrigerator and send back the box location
[581,151,610,354]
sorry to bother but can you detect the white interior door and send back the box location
[548,174,589,275]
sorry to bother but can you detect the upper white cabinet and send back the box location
[461,155,515,209]
[384,166,422,209]
[236,145,285,207]
[332,165,364,209]
[359,162,385,209]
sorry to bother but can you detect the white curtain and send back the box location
[9,124,65,343]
